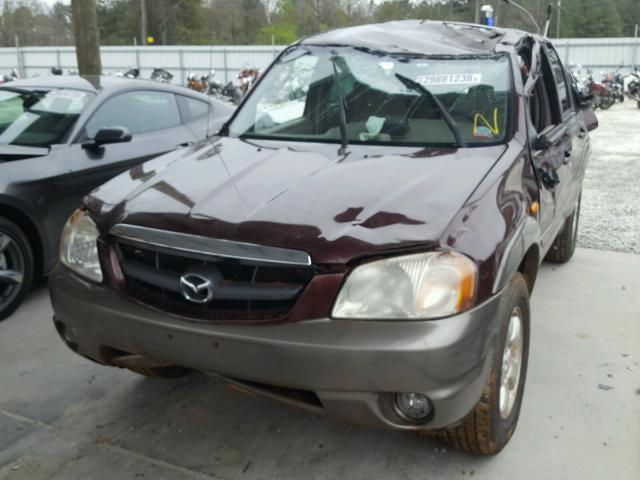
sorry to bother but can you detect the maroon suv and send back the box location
[49,21,597,454]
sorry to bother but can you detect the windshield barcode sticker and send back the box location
[416,73,482,86]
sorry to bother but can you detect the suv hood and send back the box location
[86,137,506,264]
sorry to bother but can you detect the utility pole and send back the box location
[140,0,148,45]
[15,35,24,78]
[556,0,562,38]
[475,0,480,24]
[71,0,102,75]
[634,24,639,71]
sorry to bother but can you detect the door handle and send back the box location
[175,142,193,149]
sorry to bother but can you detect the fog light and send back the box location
[394,393,432,422]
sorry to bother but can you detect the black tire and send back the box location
[600,95,614,110]
[434,273,530,454]
[545,194,581,264]
[125,365,188,379]
[0,217,34,321]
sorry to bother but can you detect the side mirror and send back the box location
[581,108,598,132]
[82,126,132,149]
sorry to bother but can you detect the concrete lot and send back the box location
[579,100,640,254]
[0,248,639,480]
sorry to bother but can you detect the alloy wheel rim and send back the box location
[0,232,25,310]
[499,306,524,419]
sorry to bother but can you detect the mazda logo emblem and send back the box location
[179,273,214,304]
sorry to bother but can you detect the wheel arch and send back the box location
[0,202,44,277]
[492,216,541,295]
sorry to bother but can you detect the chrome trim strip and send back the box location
[109,224,312,267]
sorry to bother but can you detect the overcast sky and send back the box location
[42,0,69,6]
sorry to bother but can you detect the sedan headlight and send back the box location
[59,209,103,283]
[332,251,476,320]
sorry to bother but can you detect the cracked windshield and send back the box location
[230,46,512,147]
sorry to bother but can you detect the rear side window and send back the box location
[182,97,209,120]
[85,90,180,138]
[544,46,571,112]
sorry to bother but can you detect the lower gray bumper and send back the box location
[49,265,504,430]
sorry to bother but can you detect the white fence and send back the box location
[553,37,640,71]
[0,37,639,84]
[0,45,286,84]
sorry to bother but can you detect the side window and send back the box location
[85,91,180,138]
[181,97,209,120]
[544,46,571,113]
[529,77,554,134]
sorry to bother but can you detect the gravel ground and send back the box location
[578,100,640,254]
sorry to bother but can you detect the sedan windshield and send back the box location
[0,88,93,147]
[229,46,513,147]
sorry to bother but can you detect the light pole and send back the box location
[556,0,562,38]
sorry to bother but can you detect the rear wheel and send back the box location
[600,95,614,110]
[434,273,530,454]
[0,218,34,321]
[545,194,581,264]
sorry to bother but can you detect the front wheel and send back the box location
[0,218,34,321]
[435,273,530,454]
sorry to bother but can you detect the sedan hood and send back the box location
[86,137,506,264]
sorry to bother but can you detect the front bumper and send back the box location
[49,265,504,430]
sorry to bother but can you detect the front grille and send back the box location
[112,239,314,323]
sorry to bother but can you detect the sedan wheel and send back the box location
[0,218,34,321]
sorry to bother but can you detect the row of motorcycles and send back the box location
[0,66,175,84]
[571,63,640,110]
[113,67,174,83]
[186,66,260,105]
[1,64,259,107]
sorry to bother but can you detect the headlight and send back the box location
[59,209,103,283]
[332,251,476,320]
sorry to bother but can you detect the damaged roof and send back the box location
[302,20,528,56]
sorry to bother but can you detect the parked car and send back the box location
[49,21,597,454]
[0,75,233,319]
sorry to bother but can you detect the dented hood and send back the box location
[86,137,505,265]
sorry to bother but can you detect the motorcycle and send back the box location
[603,64,625,103]
[186,71,207,92]
[238,66,260,97]
[187,70,242,105]
[586,68,615,110]
[0,68,19,84]
[208,70,242,105]
[151,67,173,83]
[114,68,140,79]
[626,70,640,109]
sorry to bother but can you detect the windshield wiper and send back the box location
[330,55,349,149]
[394,73,466,148]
